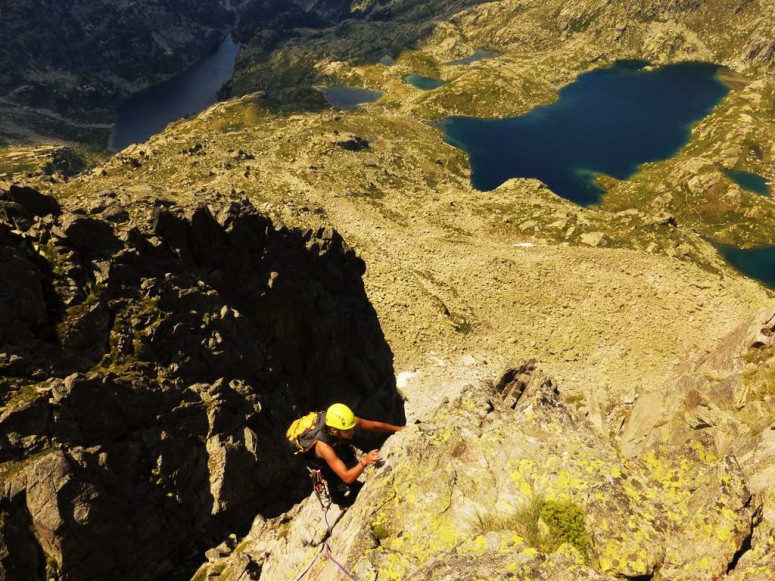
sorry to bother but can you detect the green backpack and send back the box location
[286,411,326,454]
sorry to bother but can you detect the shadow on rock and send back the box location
[0,186,403,581]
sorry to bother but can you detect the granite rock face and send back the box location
[0,187,402,580]
[195,361,772,581]
[620,309,775,579]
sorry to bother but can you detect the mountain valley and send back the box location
[2,0,775,579]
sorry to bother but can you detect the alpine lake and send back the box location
[442,60,775,289]
[109,35,240,152]
[442,60,731,206]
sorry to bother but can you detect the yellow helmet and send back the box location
[325,403,356,430]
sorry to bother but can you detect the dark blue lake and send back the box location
[322,86,382,108]
[717,245,775,289]
[443,61,731,206]
[726,171,770,196]
[405,74,445,90]
[109,35,239,151]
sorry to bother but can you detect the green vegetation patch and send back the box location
[372,522,390,541]
[397,51,441,78]
[230,51,327,114]
[0,449,56,482]
[539,500,589,558]
[42,147,88,177]
[473,494,589,561]
[0,144,103,179]
[0,159,36,177]
[764,86,775,116]
[1,383,47,409]
[209,96,269,134]
[566,8,603,33]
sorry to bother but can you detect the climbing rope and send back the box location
[307,468,362,581]
[322,505,362,581]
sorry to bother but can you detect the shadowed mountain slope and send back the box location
[0,186,403,580]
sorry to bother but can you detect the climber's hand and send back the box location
[361,450,381,467]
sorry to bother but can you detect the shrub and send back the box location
[539,499,589,560]
[372,523,390,541]
[42,147,87,177]
[472,494,589,561]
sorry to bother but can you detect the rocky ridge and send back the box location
[0,185,403,580]
[194,359,775,580]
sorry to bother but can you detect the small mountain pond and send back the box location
[110,35,240,152]
[405,74,445,90]
[718,169,775,288]
[726,171,770,196]
[322,86,382,108]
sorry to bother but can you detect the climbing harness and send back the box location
[306,467,362,581]
[308,467,331,509]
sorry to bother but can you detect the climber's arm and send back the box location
[355,417,405,433]
[315,440,373,484]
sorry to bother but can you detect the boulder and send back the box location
[0,494,44,580]
[6,185,61,217]
[0,201,32,230]
[101,204,129,223]
[580,231,606,247]
[52,214,120,255]
[0,248,47,332]
[335,135,370,151]
[57,301,111,359]
[0,386,53,460]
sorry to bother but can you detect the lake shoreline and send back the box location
[108,31,240,152]
[443,60,730,206]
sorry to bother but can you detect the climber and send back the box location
[288,403,405,505]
